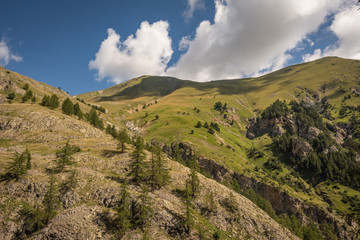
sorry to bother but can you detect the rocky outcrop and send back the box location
[291,137,313,159]
[299,126,321,141]
[246,115,295,139]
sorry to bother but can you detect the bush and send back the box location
[7,92,15,100]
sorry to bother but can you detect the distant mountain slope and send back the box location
[76,56,360,239]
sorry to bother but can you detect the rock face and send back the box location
[246,116,295,139]
[291,137,313,159]
[300,126,321,141]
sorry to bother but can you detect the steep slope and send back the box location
[77,57,360,239]
[0,69,300,239]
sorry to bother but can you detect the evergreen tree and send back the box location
[73,103,83,119]
[116,181,132,238]
[22,90,33,102]
[23,83,29,90]
[49,94,59,109]
[88,108,104,130]
[6,152,27,179]
[203,122,209,129]
[186,162,201,198]
[24,148,32,170]
[208,127,215,135]
[43,173,59,223]
[128,136,147,183]
[7,92,15,100]
[183,184,194,235]
[132,185,153,230]
[41,95,50,107]
[195,121,202,128]
[62,98,74,115]
[117,129,130,153]
[149,143,170,189]
[55,140,76,172]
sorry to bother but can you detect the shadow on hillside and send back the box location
[94,76,266,101]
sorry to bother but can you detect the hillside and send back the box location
[0,67,299,239]
[77,57,360,239]
[0,57,359,239]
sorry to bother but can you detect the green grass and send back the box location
[72,56,360,214]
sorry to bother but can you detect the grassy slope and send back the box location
[78,57,360,213]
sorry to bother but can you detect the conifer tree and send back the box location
[43,173,59,223]
[116,181,132,238]
[49,94,59,109]
[88,108,104,130]
[132,185,153,230]
[195,121,202,128]
[6,152,27,179]
[62,98,74,115]
[73,103,83,119]
[117,129,130,153]
[55,140,76,172]
[41,95,50,107]
[24,148,32,170]
[183,183,194,235]
[128,136,147,183]
[186,155,201,198]
[149,144,170,189]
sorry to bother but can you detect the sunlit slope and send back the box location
[78,57,360,206]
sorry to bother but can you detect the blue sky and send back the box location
[1,0,359,95]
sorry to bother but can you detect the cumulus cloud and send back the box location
[89,21,173,84]
[0,38,22,66]
[167,0,342,81]
[303,3,360,61]
[183,0,204,21]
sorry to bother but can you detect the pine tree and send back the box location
[88,108,104,130]
[117,129,130,153]
[128,136,147,183]
[73,103,83,119]
[208,127,215,135]
[183,184,194,235]
[62,98,74,115]
[195,121,202,128]
[132,185,153,230]
[49,94,59,109]
[116,181,132,238]
[55,140,76,172]
[24,148,32,170]
[43,173,59,223]
[149,144,170,189]
[23,83,29,90]
[186,167,201,198]
[41,95,50,107]
[6,152,27,179]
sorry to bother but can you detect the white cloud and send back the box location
[183,0,205,21]
[302,3,360,62]
[167,0,342,81]
[302,49,323,62]
[89,21,173,84]
[179,35,191,51]
[0,38,22,66]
